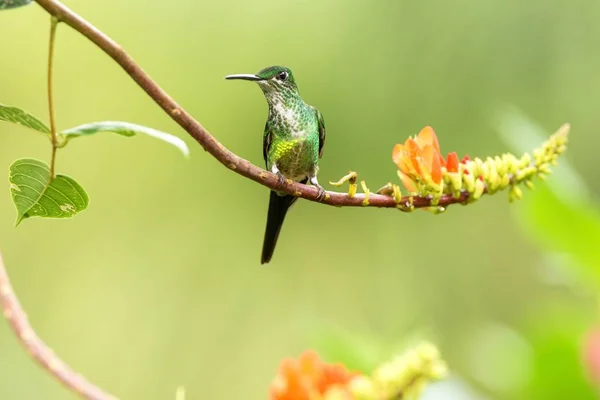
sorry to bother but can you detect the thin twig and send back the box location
[33,0,479,209]
[47,16,59,178]
[0,251,118,400]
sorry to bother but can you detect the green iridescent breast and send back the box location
[264,101,320,181]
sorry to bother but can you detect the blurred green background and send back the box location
[1,0,599,399]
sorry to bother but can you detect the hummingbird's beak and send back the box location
[225,73,263,81]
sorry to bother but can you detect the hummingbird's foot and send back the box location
[270,165,288,189]
[276,172,287,189]
[329,171,358,198]
[309,175,327,202]
[315,185,327,202]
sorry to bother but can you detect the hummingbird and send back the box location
[226,66,326,264]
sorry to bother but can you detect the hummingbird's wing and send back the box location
[314,108,326,158]
[263,120,273,166]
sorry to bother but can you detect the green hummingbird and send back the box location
[226,66,326,264]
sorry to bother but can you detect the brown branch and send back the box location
[0,251,118,400]
[33,0,475,210]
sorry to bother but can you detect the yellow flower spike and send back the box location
[508,188,516,203]
[525,180,535,190]
[495,155,507,176]
[504,154,519,175]
[486,159,499,191]
[368,342,448,400]
[349,376,377,400]
[538,163,552,175]
[430,362,449,379]
[520,153,532,168]
[463,172,475,193]
[511,185,523,201]
[474,157,485,179]
[416,342,441,362]
[473,178,485,200]
[533,148,543,164]
[448,173,462,193]
[500,174,511,188]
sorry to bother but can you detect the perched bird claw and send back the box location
[315,185,327,202]
[276,172,287,189]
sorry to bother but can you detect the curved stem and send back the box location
[47,16,58,178]
[33,0,476,209]
[0,251,118,400]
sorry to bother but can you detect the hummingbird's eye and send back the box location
[276,71,288,81]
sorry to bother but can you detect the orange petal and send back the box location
[398,171,417,192]
[430,150,442,184]
[446,152,459,173]
[417,145,442,185]
[416,126,447,168]
[392,144,404,166]
[404,138,421,176]
[269,351,358,400]
[393,141,419,177]
[416,126,441,153]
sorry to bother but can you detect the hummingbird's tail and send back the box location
[261,189,301,264]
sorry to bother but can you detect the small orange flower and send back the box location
[392,126,446,191]
[392,127,475,192]
[270,351,357,400]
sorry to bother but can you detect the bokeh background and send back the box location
[1,0,600,399]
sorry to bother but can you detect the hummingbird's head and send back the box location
[226,66,300,104]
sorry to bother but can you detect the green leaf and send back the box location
[516,182,600,283]
[61,121,190,157]
[0,103,50,134]
[9,158,89,225]
[0,0,32,9]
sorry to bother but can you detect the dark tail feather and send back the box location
[261,191,298,264]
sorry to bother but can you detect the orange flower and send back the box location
[392,126,446,191]
[270,351,358,400]
[446,152,459,173]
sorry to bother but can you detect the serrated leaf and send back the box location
[61,121,190,157]
[9,158,89,225]
[0,103,50,134]
[0,0,32,9]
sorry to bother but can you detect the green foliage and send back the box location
[1,104,189,223]
[521,310,597,400]
[61,121,190,156]
[0,103,50,134]
[519,184,600,281]
[0,0,31,10]
[9,158,89,225]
